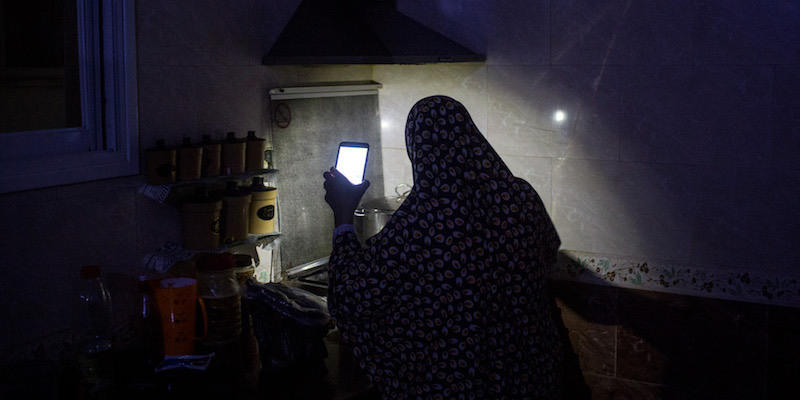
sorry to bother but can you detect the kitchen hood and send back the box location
[263,0,486,65]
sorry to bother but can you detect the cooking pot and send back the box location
[354,184,410,242]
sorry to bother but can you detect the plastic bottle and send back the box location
[73,265,114,397]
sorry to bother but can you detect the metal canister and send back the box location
[219,181,252,244]
[245,130,267,171]
[177,137,203,181]
[201,134,222,178]
[145,139,176,185]
[181,188,222,250]
[248,177,277,235]
[222,132,246,175]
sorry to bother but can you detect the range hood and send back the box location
[263,0,486,65]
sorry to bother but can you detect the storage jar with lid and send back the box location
[248,176,277,234]
[145,139,176,185]
[196,252,242,347]
[222,131,246,175]
[177,137,203,181]
[201,134,222,178]
[181,187,222,250]
[245,130,267,171]
[220,181,252,244]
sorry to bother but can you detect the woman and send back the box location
[323,96,563,399]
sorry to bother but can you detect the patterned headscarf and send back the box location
[328,96,563,399]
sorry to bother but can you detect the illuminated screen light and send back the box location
[336,147,368,184]
[553,110,567,123]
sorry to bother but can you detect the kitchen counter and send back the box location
[107,327,378,400]
[47,277,371,399]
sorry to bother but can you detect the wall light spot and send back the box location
[553,110,567,123]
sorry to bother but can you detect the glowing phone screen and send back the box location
[335,143,369,184]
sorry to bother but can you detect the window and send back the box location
[0,0,138,193]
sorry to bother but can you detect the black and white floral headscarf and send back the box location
[328,95,563,399]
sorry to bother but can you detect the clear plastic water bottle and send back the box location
[73,265,114,396]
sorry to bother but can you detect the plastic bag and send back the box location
[246,280,331,370]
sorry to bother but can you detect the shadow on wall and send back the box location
[549,252,781,400]
[548,286,593,400]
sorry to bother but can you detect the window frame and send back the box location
[0,0,138,193]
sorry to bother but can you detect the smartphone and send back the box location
[335,142,369,184]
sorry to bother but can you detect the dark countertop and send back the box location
[40,278,379,399]
[103,328,378,400]
[254,329,379,400]
[5,281,378,400]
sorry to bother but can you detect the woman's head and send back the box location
[405,96,476,166]
[366,94,559,275]
[403,95,513,197]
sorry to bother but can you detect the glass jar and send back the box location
[196,253,242,346]
[234,254,255,330]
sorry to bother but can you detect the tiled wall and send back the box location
[384,0,800,302]
[377,3,800,397]
[549,278,800,400]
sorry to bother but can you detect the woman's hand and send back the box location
[323,167,370,227]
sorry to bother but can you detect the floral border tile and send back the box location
[552,250,800,308]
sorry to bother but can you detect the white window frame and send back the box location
[0,0,138,193]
